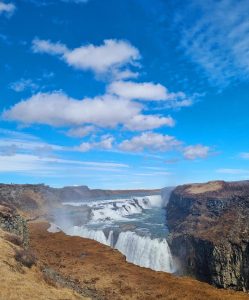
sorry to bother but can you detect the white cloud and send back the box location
[0,130,64,154]
[65,40,140,74]
[9,79,39,92]
[32,38,68,55]
[168,99,193,108]
[0,128,39,140]
[98,135,114,150]
[3,91,174,131]
[32,38,140,77]
[0,129,129,172]
[108,81,186,101]
[0,128,210,162]
[62,0,88,3]
[176,0,249,86]
[0,144,18,156]
[240,152,249,159]
[3,92,142,128]
[77,135,114,152]
[183,144,210,160]
[0,154,43,172]
[119,132,181,152]
[67,125,95,138]
[125,114,175,131]
[0,153,128,173]
[216,168,249,175]
[107,81,192,108]
[134,171,171,176]
[0,128,164,157]
[27,0,89,5]
[31,38,192,111]
[0,2,16,16]
[108,81,168,101]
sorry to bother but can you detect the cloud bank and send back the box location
[2,91,176,132]
[0,1,16,16]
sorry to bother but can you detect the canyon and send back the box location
[0,181,249,299]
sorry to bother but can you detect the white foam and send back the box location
[88,197,152,223]
[58,194,176,273]
[144,195,163,207]
[115,231,174,272]
[47,223,61,233]
[63,225,175,273]
[65,225,113,246]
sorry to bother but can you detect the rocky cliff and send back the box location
[0,204,29,247]
[166,180,249,291]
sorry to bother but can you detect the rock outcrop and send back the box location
[0,204,29,247]
[166,180,249,291]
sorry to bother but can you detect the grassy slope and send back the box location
[0,229,89,300]
[29,222,249,300]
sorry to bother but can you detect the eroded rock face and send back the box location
[0,184,47,212]
[0,205,29,247]
[166,180,249,291]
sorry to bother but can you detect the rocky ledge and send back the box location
[166,180,249,291]
[0,204,29,247]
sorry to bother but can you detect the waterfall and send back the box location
[89,197,152,222]
[58,194,176,273]
[65,225,174,273]
[115,231,174,272]
[66,226,113,246]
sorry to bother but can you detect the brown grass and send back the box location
[5,233,23,246]
[14,249,37,268]
[187,181,223,194]
[0,229,89,300]
[29,221,249,300]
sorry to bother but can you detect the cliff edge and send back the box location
[167,180,249,291]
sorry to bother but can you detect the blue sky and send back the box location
[1,0,249,189]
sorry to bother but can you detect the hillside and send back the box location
[0,204,88,300]
[29,221,249,300]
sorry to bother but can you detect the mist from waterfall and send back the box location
[50,192,176,273]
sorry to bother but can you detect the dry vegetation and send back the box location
[0,229,89,300]
[14,249,37,268]
[4,232,23,246]
[28,222,249,300]
[186,181,224,194]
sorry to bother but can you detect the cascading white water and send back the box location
[66,226,113,246]
[57,194,176,273]
[47,223,61,233]
[65,225,174,273]
[89,197,151,222]
[115,231,174,272]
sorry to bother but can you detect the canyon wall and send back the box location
[166,180,249,291]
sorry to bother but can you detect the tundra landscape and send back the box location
[1,0,249,299]
[1,182,249,299]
